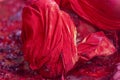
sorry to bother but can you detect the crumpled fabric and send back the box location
[54,0,120,30]
[70,0,120,30]
[22,0,117,79]
[22,0,78,78]
[77,31,116,60]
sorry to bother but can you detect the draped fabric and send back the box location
[77,32,116,60]
[55,0,120,30]
[22,0,77,78]
[22,0,118,79]
[69,0,120,30]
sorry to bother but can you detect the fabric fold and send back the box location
[22,0,77,78]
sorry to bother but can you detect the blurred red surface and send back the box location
[0,0,43,80]
[0,0,120,80]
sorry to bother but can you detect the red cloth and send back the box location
[22,0,78,78]
[54,0,120,30]
[22,0,117,79]
[70,0,120,30]
[77,32,116,60]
